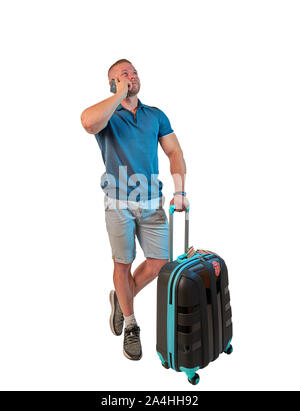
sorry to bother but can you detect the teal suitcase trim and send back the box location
[157,351,166,365]
[179,366,200,381]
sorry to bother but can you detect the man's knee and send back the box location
[113,261,132,276]
[146,258,168,279]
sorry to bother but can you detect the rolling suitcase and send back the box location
[156,204,233,385]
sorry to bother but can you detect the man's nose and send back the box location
[129,73,137,81]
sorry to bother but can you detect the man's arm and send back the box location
[159,133,189,212]
[80,78,131,135]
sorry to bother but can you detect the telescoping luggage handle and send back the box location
[168,204,190,262]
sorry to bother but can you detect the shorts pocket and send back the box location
[142,208,167,225]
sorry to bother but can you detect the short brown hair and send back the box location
[108,59,133,76]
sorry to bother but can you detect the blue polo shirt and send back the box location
[94,100,173,201]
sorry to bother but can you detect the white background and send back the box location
[0,0,299,391]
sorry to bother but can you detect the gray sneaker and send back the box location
[123,325,142,361]
[109,290,124,336]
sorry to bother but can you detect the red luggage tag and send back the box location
[212,260,221,277]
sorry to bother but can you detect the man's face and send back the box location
[109,62,141,97]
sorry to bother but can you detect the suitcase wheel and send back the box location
[162,361,169,369]
[225,344,233,355]
[188,373,200,385]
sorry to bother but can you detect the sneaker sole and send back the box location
[123,348,143,361]
[109,290,121,336]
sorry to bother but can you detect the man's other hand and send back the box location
[170,195,189,212]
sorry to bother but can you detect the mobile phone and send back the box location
[110,78,117,94]
[110,78,129,97]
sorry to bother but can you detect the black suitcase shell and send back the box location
[156,251,233,384]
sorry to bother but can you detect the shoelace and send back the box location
[124,326,140,344]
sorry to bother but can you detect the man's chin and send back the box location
[128,91,138,97]
[128,85,140,97]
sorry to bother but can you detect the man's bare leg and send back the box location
[113,262,133,317]
[132,258,168,296]
[112,258,168,361]
[113,258,168,316]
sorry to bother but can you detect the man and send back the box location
[81,59,189,361]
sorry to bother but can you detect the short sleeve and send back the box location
[157,109,174,139]
[94,121,109,145]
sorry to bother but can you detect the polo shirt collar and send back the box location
[116,99,145,111]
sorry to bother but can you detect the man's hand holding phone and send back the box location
[110,77,132,99]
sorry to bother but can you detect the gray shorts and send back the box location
[104,195,169,264]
